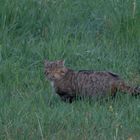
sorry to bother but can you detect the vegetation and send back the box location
[0,0,140,139]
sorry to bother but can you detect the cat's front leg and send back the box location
[60,95,74,103]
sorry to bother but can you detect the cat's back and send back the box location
[77,70,120,80]
[55,69,121,89]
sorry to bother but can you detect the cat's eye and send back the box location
[45,70,51,76]
[60,70,65,73]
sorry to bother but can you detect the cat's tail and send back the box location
[118,82,140,96]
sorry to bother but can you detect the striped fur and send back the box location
[44,60,140,103]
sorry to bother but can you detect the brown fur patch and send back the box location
[45,60,140,102]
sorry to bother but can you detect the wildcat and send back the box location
[44,59,140,103]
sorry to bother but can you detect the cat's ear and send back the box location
[57,60,65,66]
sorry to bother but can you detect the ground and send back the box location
[0,0,140,139]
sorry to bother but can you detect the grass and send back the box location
[0,0,140,139]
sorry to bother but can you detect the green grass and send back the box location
[0,0,140,139]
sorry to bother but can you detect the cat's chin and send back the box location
[46,76,61,81]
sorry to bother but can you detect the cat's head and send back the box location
[44,59,68,81]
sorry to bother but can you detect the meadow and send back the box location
[0,0,140,139]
